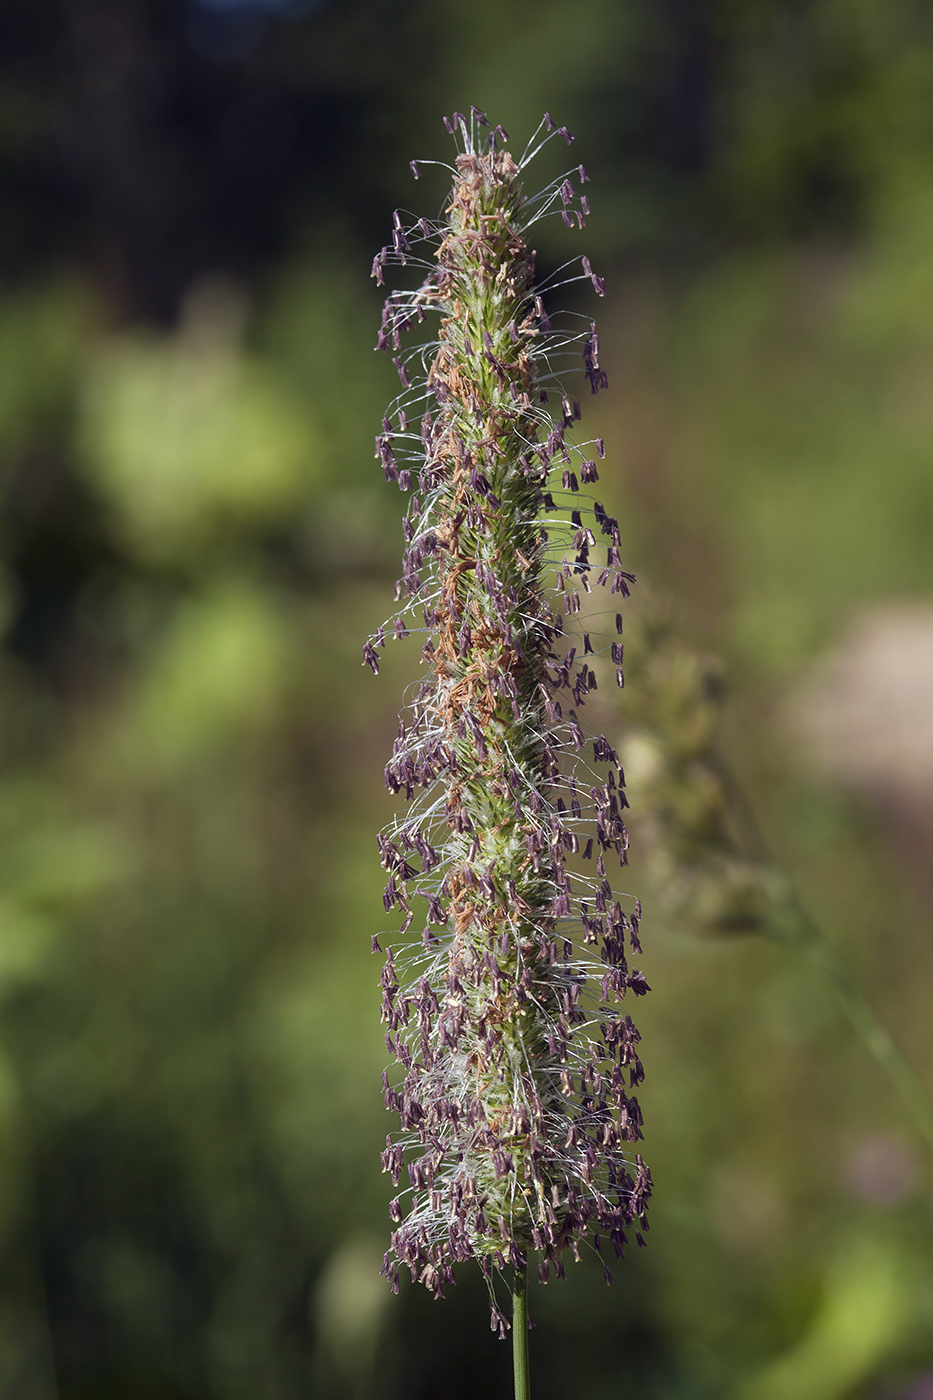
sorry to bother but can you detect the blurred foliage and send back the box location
[79,293,314,567]
[617,600,775,935]
[0,0,932,1398]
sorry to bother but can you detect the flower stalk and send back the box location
[512,1263,530,1400]
[366,109,651,1361]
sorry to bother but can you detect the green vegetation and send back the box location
[0,2,932,1396]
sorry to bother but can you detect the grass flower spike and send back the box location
[366,108,651,1349]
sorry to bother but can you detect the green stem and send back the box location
[512,1263,530,1400]
[768,889,933,1159]
[721,761,933,1158]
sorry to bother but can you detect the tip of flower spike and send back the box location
[409,160,420,180]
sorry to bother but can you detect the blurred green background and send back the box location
[0,1,932,1396]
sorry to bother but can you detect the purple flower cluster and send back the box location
[366,109,651,1332]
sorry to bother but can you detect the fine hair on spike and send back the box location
[365,112,650,1322]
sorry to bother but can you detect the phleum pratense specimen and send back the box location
[365,109,651,1357]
